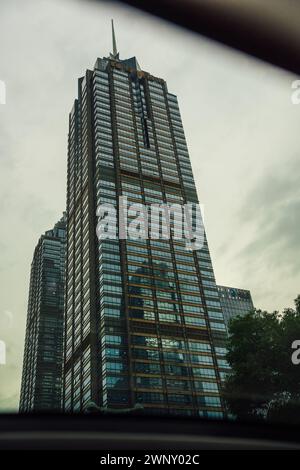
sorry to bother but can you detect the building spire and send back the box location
[111,19,119,59]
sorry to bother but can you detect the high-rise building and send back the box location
[63,23,228,418]
[19,216,66,412]
[217,285,254,330]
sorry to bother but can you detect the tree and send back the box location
[223,295,300,423]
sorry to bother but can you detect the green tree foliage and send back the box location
[223,295,300,423]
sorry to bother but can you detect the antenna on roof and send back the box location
[110,19,119,59]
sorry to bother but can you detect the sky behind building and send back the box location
[0,0,299,410]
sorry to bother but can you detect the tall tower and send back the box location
[63,23,228,417]
[19,216,66,412]
[217,285,254,330]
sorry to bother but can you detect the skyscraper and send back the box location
[19,216,66,412]
[63,23,228,417]
[217,285,254,330]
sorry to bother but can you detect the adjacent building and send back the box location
[19,216,66,412]
[217,285,254,330]
[63,23,229,418]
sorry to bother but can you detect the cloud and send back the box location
[0,392,19,413]
[228,157,300,310]
[1,310,13,328]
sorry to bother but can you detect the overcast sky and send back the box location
[0,0,299,411]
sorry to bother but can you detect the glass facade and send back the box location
[19,216,66,412]
[217,285,254,330]
[64,50,228,418]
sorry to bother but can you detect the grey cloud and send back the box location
[225,157,300,310]
[238,157,300,271]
